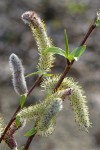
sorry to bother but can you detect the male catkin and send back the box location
[22,11,55,74]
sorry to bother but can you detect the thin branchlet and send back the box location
[9,53,28,95]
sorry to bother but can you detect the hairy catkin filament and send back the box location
[9,53,28,95]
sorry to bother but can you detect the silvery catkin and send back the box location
[9,53,28,95]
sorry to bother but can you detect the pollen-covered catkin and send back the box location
[21,11,55,74]
[9,53,28,95]
[17,103,44,123]
[41,75,91,131]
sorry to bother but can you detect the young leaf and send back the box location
[46,47,66,58]
[67,55,74,61]
[16,116,21,128]
[24,128,37,137]
[70,45,86,61]
[64,29,69,57]
[43,74,53,77]
[20,94,27,108]
[25,72,53,78]
[25,71,41,78]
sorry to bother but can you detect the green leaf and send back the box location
[24,128,37,137]
[43,74,53,77]
[67,55,74,61]
[70,45,86,61]
[46,47,66,58]
[20,94,27,108]
[25,71,41,78]
[16,116,21,128]
[64,29,69,57]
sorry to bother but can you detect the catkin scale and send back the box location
[9,53,28,95]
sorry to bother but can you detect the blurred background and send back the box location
[0,0,100,149]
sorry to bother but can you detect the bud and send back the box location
[61,88,72,100]
[9,53,28,95]
[95,9,100,27]
[22,11,42,28]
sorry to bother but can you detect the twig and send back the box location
[24,19,96,150]
[0,75,43,143]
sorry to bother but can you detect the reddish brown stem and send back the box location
[80,24,96,46]
[54,61,74,92]
[24,132,37,150]
[24,19,96,150]
[0,75,43,143]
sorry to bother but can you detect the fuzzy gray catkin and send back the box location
[37,98,63,136]
[9,53,28,95]
[38,98,63,128]
[21,11,55,74]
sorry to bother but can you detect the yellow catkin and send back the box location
[41,75,91,131]
[22,11,55,74]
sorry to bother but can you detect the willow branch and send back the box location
[24,19,96,150]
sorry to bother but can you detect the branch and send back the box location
[0,75,43,143]
[23,18,96,150]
